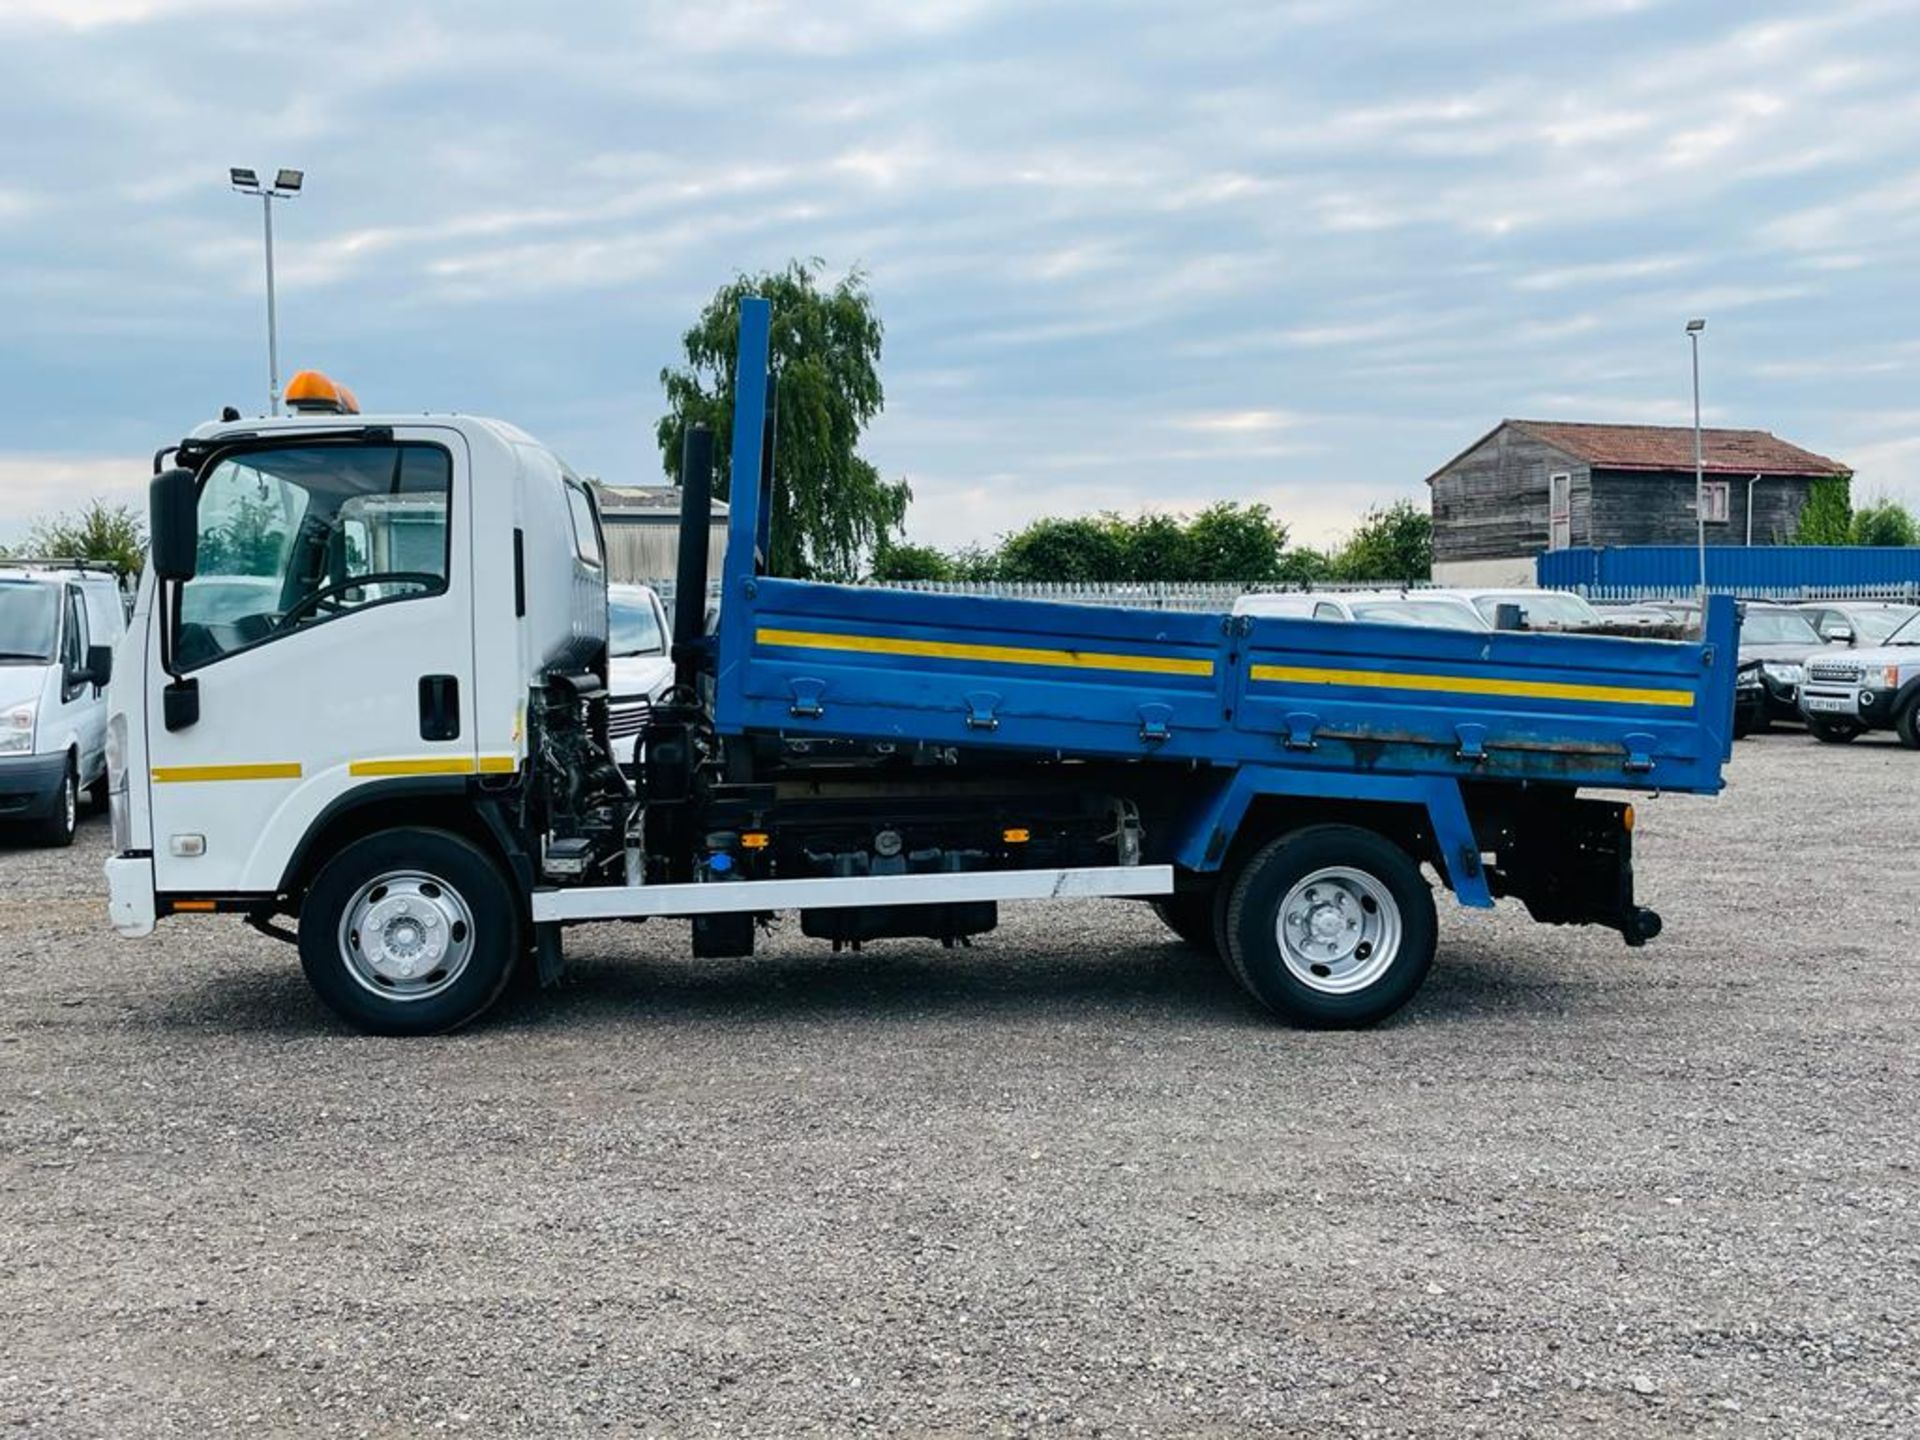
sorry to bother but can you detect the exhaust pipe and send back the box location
[673,424,714,691]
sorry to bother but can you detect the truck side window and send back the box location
[564,482,604,568]
[177,443,453,671]
[1313,602,1347,621]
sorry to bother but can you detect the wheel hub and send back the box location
[339,872,475,1000]
[1275,867,1402,995]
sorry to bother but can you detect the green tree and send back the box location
[1793,475,1853,544]
[949,543,1002,581]
[869,539,955,582]
[1120,512,1194,581]
[26,499,146,574]
[1276,546,1333,586]
[996,516,1130,582]
[1847,496,1917,547]
[657,260,909,580]
[1184,502,1288,582]
[1330,499,1432,583]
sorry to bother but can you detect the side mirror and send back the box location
[150,466,198,581]
[84,644,113,689]
[1828,625,1854,645]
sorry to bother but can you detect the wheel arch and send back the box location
[274,778,519,901]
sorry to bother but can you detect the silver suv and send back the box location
[1798,608,1920,746]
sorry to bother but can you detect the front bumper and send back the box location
[1758,674,1803,721]
[105,854,156,937]
[1801,685,1894,730]
[0,751,70,820]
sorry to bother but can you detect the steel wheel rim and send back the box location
[1275,865,1402,995]
[337,869,476,1003]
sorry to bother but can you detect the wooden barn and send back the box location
[1426,420,1849,585]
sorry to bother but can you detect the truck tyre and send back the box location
[1810,719,1861,744]
[1897,700,1920,751]
[29,756,78,849]
[298,827,520,1036]
[1222,825,1436,1028]
[1152,891,1221,956]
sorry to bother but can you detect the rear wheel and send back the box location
[1810,719,1861,744]
[1151,890,1221,956]
[1222,825,1436,1028]
[29,757,78,848]
[298,827,519,1036]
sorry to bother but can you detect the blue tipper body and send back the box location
[710,298,1738,909]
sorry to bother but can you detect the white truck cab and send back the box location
[0,563,124,845]
[105,380,611,996]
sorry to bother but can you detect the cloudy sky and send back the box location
[2,0,1917,553]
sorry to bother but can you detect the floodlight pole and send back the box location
[260,192,280,416]
[1687,319,1707,603]
[231,168,300,414]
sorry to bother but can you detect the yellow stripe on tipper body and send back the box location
[1249,663,1695,709]
[755,627,1214,678]
[349,755,519,777]
[151,762,302,784]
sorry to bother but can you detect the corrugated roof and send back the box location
[1507,420,1846,476]
[595,483,729,516]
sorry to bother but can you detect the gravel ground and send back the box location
[1,732,1915,1437]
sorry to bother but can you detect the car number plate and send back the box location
[1806,695,1853,713]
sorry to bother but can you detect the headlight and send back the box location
[0,701,35,755]
[1761,662,1803,683]
[1736,667,1763,691]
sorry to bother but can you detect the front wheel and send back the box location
[1810,719,1861,744]
[298,827,520,1036]
[1222,825,1437,1028]
[1897,701,1920,751]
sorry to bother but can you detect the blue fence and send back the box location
[1538,545,1920,597]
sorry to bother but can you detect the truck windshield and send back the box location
[609,594,665,657]
[177,442,452,670]
[1887,612,1920,646]
[0,582,58,662]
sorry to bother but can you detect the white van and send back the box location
[0,564,126,846]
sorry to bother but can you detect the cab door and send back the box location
[146,428,476,896]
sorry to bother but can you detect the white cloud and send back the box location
[0,457,148,545]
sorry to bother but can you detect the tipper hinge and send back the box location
[1622,732,1656,774]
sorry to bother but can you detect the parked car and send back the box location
[1797,607,1920,746]
[0,564,126,845]
[1233,590,1489,630]
[1794,600,1918,649]
[1416,587,1609,632]
[1662,601,1831,732]
[606,582,674,767]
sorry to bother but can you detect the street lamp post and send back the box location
[1686,317,1707,601]
[229,167,304,414]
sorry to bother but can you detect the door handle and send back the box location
[418,675,460,741]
